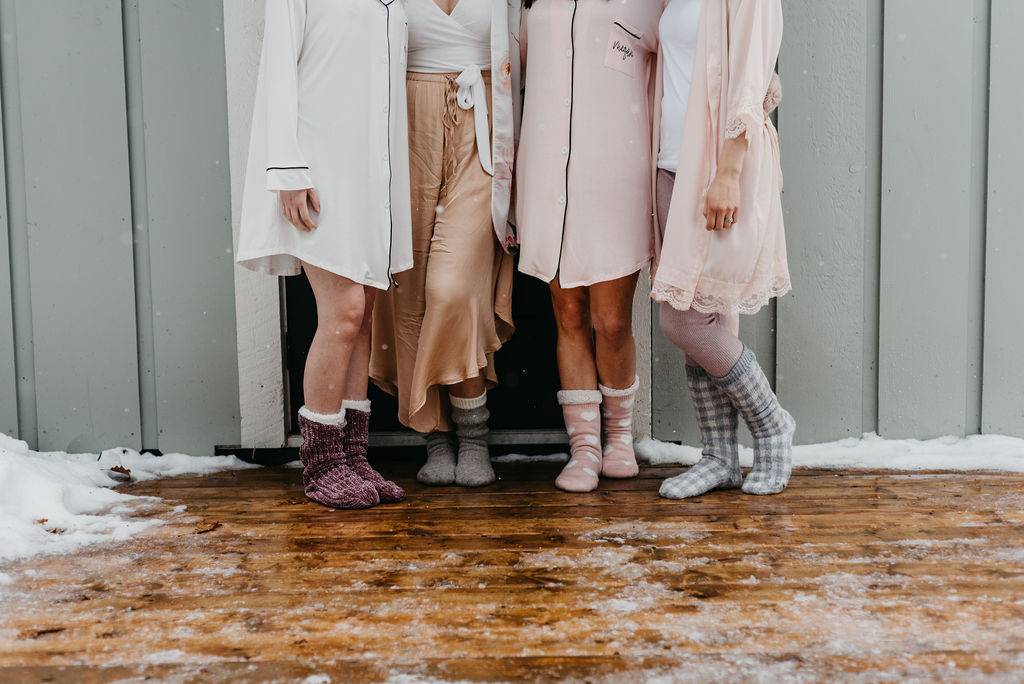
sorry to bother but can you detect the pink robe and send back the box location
[652,0,791,315]
[515,0,661,288]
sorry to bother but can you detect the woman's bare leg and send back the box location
[589,271,640,389]
[449,375,486,399]
[301,262,370,414]
[550,277,604,492]
[341,285,377,402]
[297,263,380,509]
[549,277,598,390]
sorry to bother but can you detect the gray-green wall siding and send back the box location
[983,0,1024,436]
[653,0,1024,444]
[0,0,240,454]
[1,2,1020,451]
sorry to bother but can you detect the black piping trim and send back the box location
[267,166,309,171]
[613,22,641,41]
[556,2,578,278]
[383,2,397,289]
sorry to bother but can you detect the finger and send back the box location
[299,199,317,231]
[309,188,321,214]
[705,201,716,231]
[285,203,306,232]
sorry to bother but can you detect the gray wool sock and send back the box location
[451,402,496,487]
[417,432,457,486]
[710,346,795,495]
[660,365,742,499]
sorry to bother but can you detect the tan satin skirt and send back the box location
[370,72,515,433]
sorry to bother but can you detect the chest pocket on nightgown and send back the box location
[603,21,644,78]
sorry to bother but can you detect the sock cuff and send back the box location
[341,399,372,414]
[599,376,640,397]
[298,406,346,426]
[557,389,602,406]
[714,345,755,382]
[684,364,709,380]
[449,392,487,410]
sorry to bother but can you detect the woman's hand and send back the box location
[280,188,321,232]
[704,170,741,232]
[703,134,747,231]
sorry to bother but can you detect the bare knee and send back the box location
[553,297,591,342]
[592,312,632,349]
[318,303,366,343]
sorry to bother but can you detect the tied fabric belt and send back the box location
[454,65,493,176]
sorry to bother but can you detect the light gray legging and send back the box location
[656,168,744,378]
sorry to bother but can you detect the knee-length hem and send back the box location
[237,248,414,291]
[519,257,653,290]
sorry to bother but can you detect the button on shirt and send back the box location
[515,0,661,288]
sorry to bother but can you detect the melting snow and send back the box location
[637,432,1024,472]
[0,432,256,564]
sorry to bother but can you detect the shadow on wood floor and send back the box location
[1,455,1023,683]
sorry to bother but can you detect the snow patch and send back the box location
[0,433,257,565]
[301,676,332,684]
[637,432,1024,472]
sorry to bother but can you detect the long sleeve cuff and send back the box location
[266,167,313,191]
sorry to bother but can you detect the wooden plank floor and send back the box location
[1,455,1023,683]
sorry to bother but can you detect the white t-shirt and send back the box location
[658,0,703,172]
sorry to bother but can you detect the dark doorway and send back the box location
[285,265,564,436]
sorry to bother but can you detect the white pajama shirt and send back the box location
[237,0,413,289]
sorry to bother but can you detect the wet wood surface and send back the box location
[1,456,1023,683]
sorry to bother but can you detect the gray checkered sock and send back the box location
[659,365,742,499]
[711,347,795,495]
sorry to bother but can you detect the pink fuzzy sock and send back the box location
[599,377,640,479]
[298,409,379,509]
[342,401,405,503]
[555,390,603,493]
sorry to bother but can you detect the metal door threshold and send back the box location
[285,429,570,449]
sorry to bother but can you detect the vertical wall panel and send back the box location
[14,0,141,451]
[651,310,696,444]
[862,0,883,435]
[224,0,288,448]
[982,0,1024,437]
[136,0,240,454]
[0,0,38,445]
[878,1,975,439]
[0,84,18,437]
[122,0,160,450]
[964,0,990,436]
[776,1,870,444]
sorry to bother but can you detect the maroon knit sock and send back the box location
[343,408,405,503]
[298,414,379,509]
